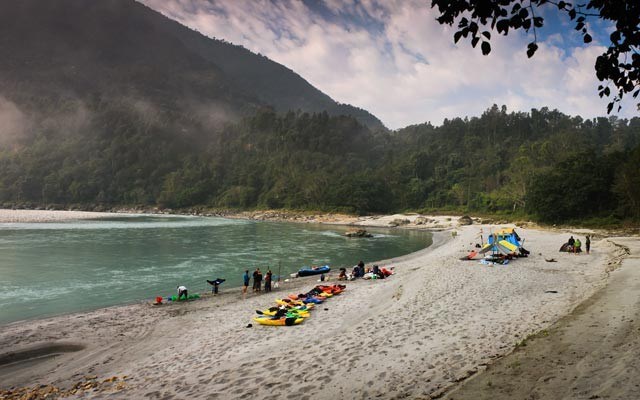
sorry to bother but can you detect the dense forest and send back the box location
[1,104,638,225]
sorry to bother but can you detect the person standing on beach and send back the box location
[252,268,259,292]
[574,238,582,254]
[256,268,263,292]
[243,270,250,294]
[264,269,272,292]
[586,235,591,254]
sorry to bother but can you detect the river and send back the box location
[0,214,432,324]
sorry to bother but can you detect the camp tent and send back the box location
[480,228,522,256]
[487,228,522,247]
[479,241,512,255]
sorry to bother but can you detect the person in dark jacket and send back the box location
[252,269,259,292]
[256,268,263,292]
[264,269,272,292]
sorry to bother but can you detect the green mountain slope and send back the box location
[0,0,383,133]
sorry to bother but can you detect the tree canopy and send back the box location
[430,0,640,114]
[1,102,638,224]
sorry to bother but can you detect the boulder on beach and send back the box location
[388,218,410,227]
[344,229,373,238]
[458,215,473,225]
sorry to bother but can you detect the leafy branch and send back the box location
[431,0,640,113]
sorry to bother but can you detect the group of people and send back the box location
[337,260,390,280]
[243,268,273,294]
[565,235,591,254]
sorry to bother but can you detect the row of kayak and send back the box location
[253,284,346,326]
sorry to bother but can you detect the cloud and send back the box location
[140,0,636,129]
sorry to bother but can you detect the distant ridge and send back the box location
[0,0,384,130]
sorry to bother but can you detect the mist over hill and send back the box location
[0,0,383,144]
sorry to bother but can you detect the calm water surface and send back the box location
[0,215,431,324]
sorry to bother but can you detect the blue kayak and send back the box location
[298,265,330,277]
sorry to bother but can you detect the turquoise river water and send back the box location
[0,215,431,325]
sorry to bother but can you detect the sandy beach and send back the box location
[0,209,636,399]
[0,209,118,223]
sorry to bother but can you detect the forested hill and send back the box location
[1,103,638,224]
[0,2,638,224]
[0,0,383,133]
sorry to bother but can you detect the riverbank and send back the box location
[1,213,629,399]
[0,208,467,230]
[444,237,639,400]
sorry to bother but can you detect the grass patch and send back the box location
[515,329,550,349]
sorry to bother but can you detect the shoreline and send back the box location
[0,209,636,399]
[0,208,467,230]
[0,208,439,327]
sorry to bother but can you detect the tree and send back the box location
[431,0,640,114]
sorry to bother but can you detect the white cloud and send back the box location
[139,0,636,129]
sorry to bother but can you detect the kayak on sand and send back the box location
[298,265,330,277]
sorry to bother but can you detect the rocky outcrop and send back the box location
[344,229,373,238]
[458,215,473,225]
[388,218,410,227]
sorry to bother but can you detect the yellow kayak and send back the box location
[257,308,310,318]
[253,316,304,326]
[276,298,305,307]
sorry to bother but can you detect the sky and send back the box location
[140,0,635,129]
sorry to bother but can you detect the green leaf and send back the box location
[496,19,509,34]
[534,17,544,28]
[481,41,491,55]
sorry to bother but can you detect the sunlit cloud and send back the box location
[140,0,636,129]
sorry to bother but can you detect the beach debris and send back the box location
[545,290,559,293]
[0,375,130,399]
[545,258,557,262]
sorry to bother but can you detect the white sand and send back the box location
[0,214,627,399]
